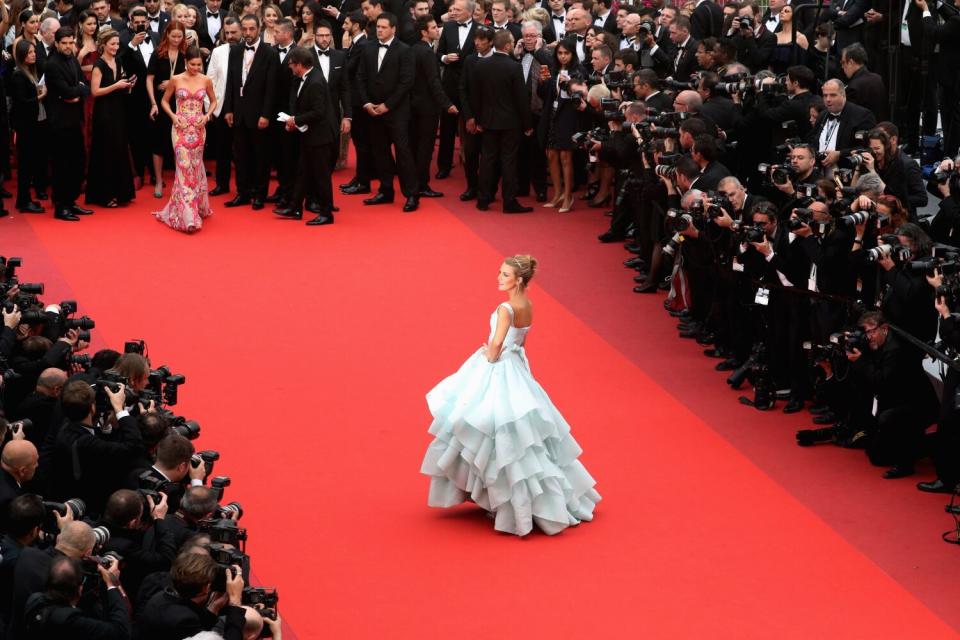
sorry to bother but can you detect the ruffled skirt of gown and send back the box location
[420,346,601,536]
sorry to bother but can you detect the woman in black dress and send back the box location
[146,20,187,198]
[9,38,46,213]
[86,29,137,207]
[537,38,587,212]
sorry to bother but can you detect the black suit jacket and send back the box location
[310,47,349,121]
[9,70,41,133]
[196,8,228,51]
[410,40,452,115]
[473,51,531,131]
[289,69,337,147]
[595,11,618,35]
[690,0,724,39]
[35,40,54,74]
[672,37,700,81]
[691,160,731,191]
[222,41,280,127]
[437,19,477,101]
[345,32,368,107]
[808,101,877,154]
[643,90,673,114]
[146,10,170,37]
[0,469,21,533]
[43,51,89,131]
[845,65,888,121]
[133,589,238,640]
[356,38,414,114]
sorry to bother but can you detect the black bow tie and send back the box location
[316,48,330,55]
[379,42,389,48]
[148,13,160,20]
[207,11,219,17]
[458,21,471,28]
[494,25,504,30]
[576,35,585,41]
[278,46,287,53]
[552,14,564,21]
[245,45,255,51]
[826,112,841,121]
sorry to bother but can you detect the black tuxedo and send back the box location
[410,40,452,192]
[121,34,158,181]
[828,0,871,51]
[0,469,21,533]
[436,19,477,172]
[222,40,279,200]
[345,32,373,186]
[643,90,673,114]
[457,51,485,191]
[671,37,700,81]
[196,7,227,51]
[310,47,349,122]
[594,11,618,35]
[491,22,522,40]
[808,102,877,155]
[270,44,297,203]
[356,38,418,198]
[691,160,731,191]
[44,50,88,210]
[690,0,724,40]
[134,589,244,640]
[34,40,54,74]
[288,69,337,215]
[9,69,46,209]
[474,52,531,207]
[845,65,888,122]
[146,10,169,37]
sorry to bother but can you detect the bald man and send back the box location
[14,367,67,446]
[0,440,39,528]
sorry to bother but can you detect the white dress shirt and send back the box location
[206,42,230,116]
[377,37,393,71]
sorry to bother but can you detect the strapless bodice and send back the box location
[175,88,207,116]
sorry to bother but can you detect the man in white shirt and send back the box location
[206,17,241,196]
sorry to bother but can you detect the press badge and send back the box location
[755,287,770,306]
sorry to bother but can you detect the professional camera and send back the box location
[144,365,186,407]
[80,551,121,577]
[571,128,610,151]
[735,223,766,243]
[829,329,869,353]
[601,70,631,91]
[94,373,139,415]
[758,162,796,186]
[200,517,248,546]
[867,235,910,262]
[1,256,22,280]
[662,233,684,257]
[210,544,251,591]
[191,449,219,476]
[211,476,233,501]
[124,339,146,355]
[41,499,86,534]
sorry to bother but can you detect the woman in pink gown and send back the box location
[153,46,217,233]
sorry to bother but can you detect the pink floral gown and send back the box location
[153,88,212,233]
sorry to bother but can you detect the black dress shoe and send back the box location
[341,183,371,195]
[0,208,7,217]
[535,191,547,203]
[419,188,443,198]
[18,202,44,213]
[305,201,321,213]
[225,196,250,207]
[702,348,724,358]
[332,206,340,212]
[633,283,658,293]
[435,168,451,180]
[883,465,915,479]
[598,231,625,243]
[339,178,359,190]
[917,479,955,493]
[624,257,645,269]
[264,192,282,204]
[715,358,742,372]
[251,199,264,210]
[633,274,650,283]
[71,205,93,215]
[273,207,302,220]
[624,243,642,254]
[0,189,12,199]
[403,196,419,212]
[808,404,831,415]
[503,200,533,213]
[363,193,394,205]
[696,332,716,345]
[476,200,490,211]
[306,214,334,226]
[208,186,229,196]
[55,209,80,221]
[459,188,477,201]
[782,399,804,414]
[35,190,48,200]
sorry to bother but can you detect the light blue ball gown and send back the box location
[420,302,601,536]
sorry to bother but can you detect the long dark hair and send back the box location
[14,38,37,82]
[553,37,579,71]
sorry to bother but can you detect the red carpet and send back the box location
[2,177,959,638]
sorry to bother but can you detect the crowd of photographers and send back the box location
[471,0,960,504]
[0,258,279,639]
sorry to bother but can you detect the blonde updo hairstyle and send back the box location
[504,254,538,292]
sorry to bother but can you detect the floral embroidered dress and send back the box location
[154,88,211,233]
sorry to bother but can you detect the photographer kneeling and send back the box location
[845,311,938,478]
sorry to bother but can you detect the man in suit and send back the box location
[515,19,550,202]
[634,68,673,112]
[457,25,494,201]
[51,0,76,28]
[565,7,592,66]
[809,78,877,168]
[732,4,775,72]
[356,12,420,211]
[490,0,521,39]
[689,134,731,191]
[410,15,457,198]
[840,42,888,122]
[593,0,618,35]
[435,0,477,180]
[44,26,92,221]
[205,16,240,196]
[121,7,159,189]
[318,0,361,48]
[35,17,59,74]
[668,15,699,81]
[196,0,226,52]
[143,0,169,36]
[50,380,144,517]
[264,18,296,204]
[0,441,37,531]
[222,13,279,209]
[474,30,533,213]
[274,46,340,224]
[825,0,871,52]
[89,0,124,31]
[690,0,723,40]
[341,10,374,195]
[399,0,429,44]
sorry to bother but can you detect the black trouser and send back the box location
[232,124,270,200]
[50,127,84,209]
[211,114,233,191]
[517,114,545,197]
[33,121,50,194]
[409,109,439,192]
[291,140,334,214]
[933,369,960,485]
[15,125,40,207]
[867,405,930,469]
[369,111,418,198]
[459,119,481,191]
[895,50,937,150]
[942,72,960,158]
[437,109,458,172]
[350,104,373,186]
[479,128,520,206]
[272,122,297,202]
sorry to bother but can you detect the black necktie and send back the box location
[317,49,330,56]
[207,11,219,17]
[245,45,255,51]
